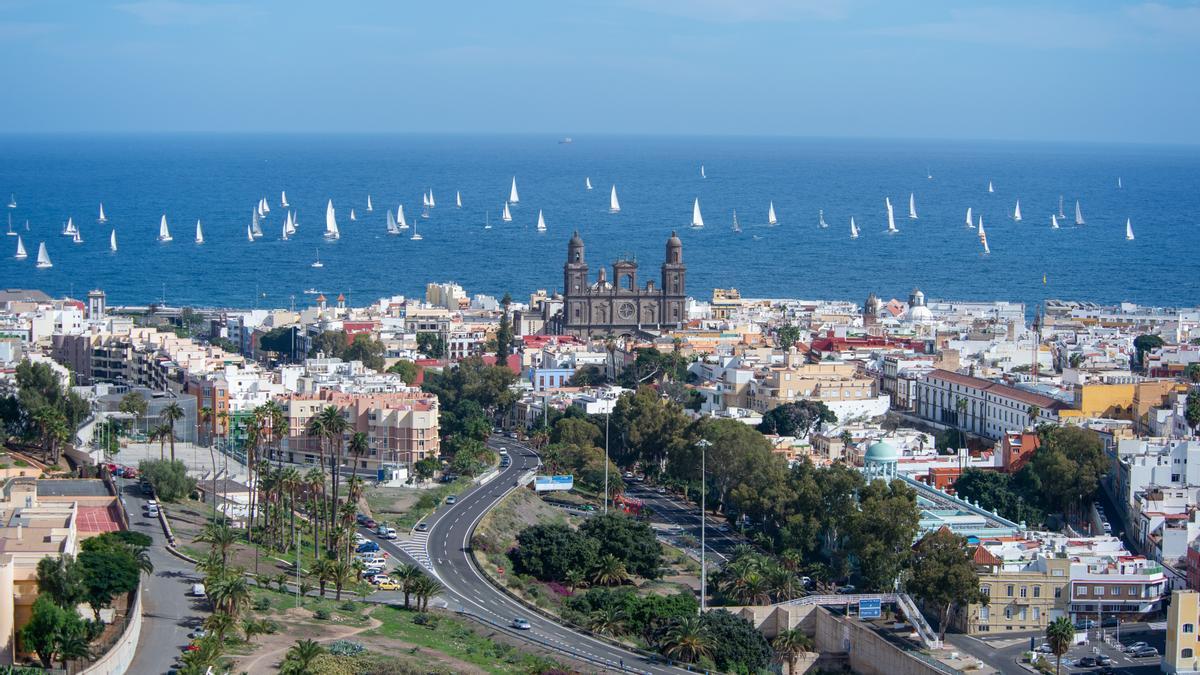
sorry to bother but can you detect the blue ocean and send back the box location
[0,134,1196,311]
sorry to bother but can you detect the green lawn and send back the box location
[366,605,563,674]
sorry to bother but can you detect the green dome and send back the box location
[864,440,898,463]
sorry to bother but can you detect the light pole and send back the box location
[696,438,712,615]
[603,409,610,514]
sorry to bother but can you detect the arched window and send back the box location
[623,274,634,290]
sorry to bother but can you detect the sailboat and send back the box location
[410,219,422,241]
[850,217,859,239]
[700,164,706,179]
[15,235,27,259]
[1058,196,1066,219]
[311,248,323,268]
[158,214,173,242]
[386,209,399,235]
[1118,177,1123,189]
[908,193,918,220]
[1075,200,1085,226]
[421,193,430,220]
[6,194,15,209]
[1051,214,1060,229]
[609,185,621,213]
[732,210,741,233]
[349,209,357,222]
[290,210,299,230]
[818,209,828,228]
[62,217,76,236]
[428,189,435,208]
[987,181,994,193]
[397,204,409,230]
[324,200,340,240]
[978,216,990,254]
[246,224,254,242]
[261,197,270,215]
[456,191,462,209]
[885,197,898,233]
[5,214,13,236]
[537,210,547,232]
[366,195,373,212]
[502,202,512,222]
[110,229,117,252]
[72,227,83,244]
[1125,218,1135,241]
[284,211,296,236]
[1013,200,1022,222]
[585,177,593,191]
[484,211,492,230]
[191,220,202,244]
[35,242,51,268]
[691,198,704,229]
[98,203,107,224]
[281,217,289,240]
[509,177,519,205]
[767,201,777,226]
[965,207,974,228]
[281,191,289,207]
[927,168,933,180]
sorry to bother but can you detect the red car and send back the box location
[364,519,377,529]
[183,644,201,652]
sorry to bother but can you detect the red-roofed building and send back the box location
[481,353,522,375]
[1000,431,1040,473]
[277,390,440,471]
[916,369,1064,441]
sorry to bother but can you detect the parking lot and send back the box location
[1038,628,1165,673]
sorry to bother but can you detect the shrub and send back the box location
[328,640,366,656]
[339,601,358,612]
[314,608,331,620]
[137,459,196,502]
[253,597,271,611]
[412,613,438,628]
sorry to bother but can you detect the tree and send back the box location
[37,555,85,608]
[393,563,423,610]
[208,571,251,618]
[772,628,813,675]
[700,609,772,673]
[162,401,185,462]
[907,528,987,641]
[849,479,920,591]
[197,521,238,567]
[496,293,513,362]
[282,638,325,675]
[78,548,141,620]
[552,417,601,449]
[1019,426,1108,517]
[1186,389,1200,431]
[309,330,348,359]
[413,457,439,482]
[610,386,690,473]
[1046,616,1075,675]
[758,401,837,438]
[660,616,711,664]
[386,359,419,384]
[258,326,300,359]
[510,523,600,582]
[416,332,447,359]
[953,469,1043,526]
[343,333,386,371]
[118,391,148,433]
[30,405,69,464]
[590,553,631,586]
[411,574,442,612]
[579,513,663,579]
[1186,364,1200,384]
[138,459,197,502]
[1133,334,1165,368]
[570,365,605,386]
[776,324,802,349]
[21,595,91,669]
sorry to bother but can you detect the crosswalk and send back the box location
[393,531,433,571]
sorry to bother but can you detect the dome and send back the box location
[907,305,933,323]
[864,440,898,463]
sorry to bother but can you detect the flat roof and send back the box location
[35,479,112,498]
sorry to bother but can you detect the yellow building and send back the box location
[955,546,1070,636]
[1165,589,1200,674]
[747,354,877,413]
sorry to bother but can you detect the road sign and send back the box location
[859,598,882,619]
[534,475,574,492]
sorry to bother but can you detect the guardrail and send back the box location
[455,609,652,675]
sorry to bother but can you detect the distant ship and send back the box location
[559,137,573,144]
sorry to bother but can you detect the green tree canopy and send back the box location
[849,478,920,591]
[1133,333,1165,366]
[78,548,141,619]
[342,333,386,371]
[416,332,447,359]
[907,528,987,640]
[1017,426,1107,517]
[510,523,600,582]
[699,609,773,674]
[386,359,419,384]
[552,417,602,448]
[579,513,663,579]
[758,400,837,438]
[610,386,691,473]
[138,459,197,502]
[953,468,1044,526]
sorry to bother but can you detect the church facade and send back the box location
[553,231,687,337]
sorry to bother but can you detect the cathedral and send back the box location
[552,230,687,337]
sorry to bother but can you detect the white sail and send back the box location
[15,235,27,259]
[768,201,777,225]
[7,194,14,209]
[987,181,994,193]
[192,220,202,244]
[909,193,918,220]
[35,242,51,268]
[965,207,973,228]
[456,191,462,208]
[700,164,706,179]
[397,204,409,229]
[262,197,270,214]
[349,209,357,222]
[1051,214,1060,229]
[850,217,859,239]
[72,228,82,244]
[63,217,75,236]
[311,248,323,268]
[1075,201,1085,226]
[387,209,398,235]
[502,202,512,222]
[5,214,11,236]
[691,198,704,228]
[256,200,264,218]
[422,191,430,208]
[885,197,897,233]
[1059,196,1066,219]
[819,209,828,228]
[509,177,519,204]
[1126,218,1135,241]
[284,211,295,235]
[158,214,172,242]
[609,185,620,213]
[1118,177,1123,189]
[251,210,263,238]
[428,190,435,208]
[484,211,492,230]
[1013,200,1022,221]
[537,209,547,232]
[281,191,289,207]
[325,200,340,239]
[366,195,373,212]
[732,210,741,233]
[289,210,298,230]
[98,203,107,224]
[979,217,990,254]
[281,217,289,240]
[411,219,422,241]
[110,229,117,251]
[585,177,593,191]
[246,224,254,242]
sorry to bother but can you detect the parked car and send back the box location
[1077,657,1097,668]
[445,495,457,505]
[369,575,392,586]
[355,514,368,525]
[836,585,857,595]
[1074,619,1097,630]
[187,628,208,639]
[356,542,380,553]
[364,519,377,529]
[189,583,206,597]
[146,506,160,517]
[376,581,401,591]
[415,522,429,532]
[1096,654,1113,666]
[1132,647,1159,658]
[1123,641,1148,653]
[511,618,531,630]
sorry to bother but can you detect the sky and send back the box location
[1,0,1198,143]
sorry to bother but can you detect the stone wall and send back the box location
[80,588,142,675]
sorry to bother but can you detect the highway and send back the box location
[361,436,688,674]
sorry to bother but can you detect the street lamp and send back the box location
[603,409,610,515]
[696,438,712,614]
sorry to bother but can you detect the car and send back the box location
[189,583,206,597]
[1102,522,1113,533]
[187,628,208,639]
[370,575,393,586]
[1100,617,1119,627]
[579,504,596,512]
[415,522,429,532]
[183,644,201,652]
[364,519,378,529]
[1035,643,1052,654]
[511,618,531,630]
[1123,641,1148,653]
[361,559,387,571]
[384,528,398,540]
[837,585,857,594]
[140,483,154,495]
[445,495,457,504]
[656,487,667,494]
[1096,654,1113,666]
[1132,647,1159,658]
[355,514,368,525]
[623,471,634,479]
[356,542,380,553]
[376,581,401,591]
[144,499,158,508]
[717,524,730,533]
[1077,657,1097,668]
[146,506,160,517]
[1074,619,1096,630]
[376,524,392,537]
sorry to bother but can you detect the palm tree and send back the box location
[282,638,324,675]
[329,559,355,601]
[411,574,442,612]
[772,628,813,675]
[208,571,251,618]
[162,401,185,461]
[242,617,273,643]
[315,406,349,552]
[1026,404,1041,429]
[564,568,588,592]
[31,405,69,465]
[149,422,173,460]
[57,624,93,669]
[304,467,324,559]
[197,521,238,567]
[393,563,423,609]
[586,606,628,636]
[1046,616,1074,675]
[591,553,630,586]
[348,431,368,486]
[311,557,334,598]
[203,610,237,643]
[661,617,711,664]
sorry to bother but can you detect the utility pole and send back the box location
[696,438,712,615]
[604,409,610,514]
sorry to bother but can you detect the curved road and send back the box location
[363,437,687,674]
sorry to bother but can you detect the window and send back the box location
[981,585,990,596]
[1032,607,1040,621]
[1096,587,1105,596]
[1004,607,1013,619]
[1020,586,1028,598]
[1007,585,1014,597]
[1018,608,1027,621]
[1054,588,1062,598]
[980,607,990,621]
[1184,649,1195,659]
[1033,586,1041,598]
[1185,623,1195,634]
